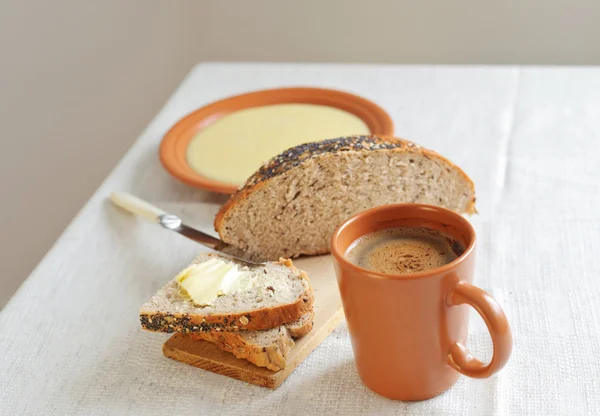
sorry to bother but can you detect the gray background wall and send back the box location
[1,0,598,307]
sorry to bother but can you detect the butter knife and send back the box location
[109,191,265,266]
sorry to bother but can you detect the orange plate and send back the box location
[159,87,394,194]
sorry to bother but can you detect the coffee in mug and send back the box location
[344,226,465,275]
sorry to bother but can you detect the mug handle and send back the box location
[446,281,513,378]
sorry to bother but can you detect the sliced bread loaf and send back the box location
[215,135,476,260]
[190,310,314,371]
[140,253,313,333]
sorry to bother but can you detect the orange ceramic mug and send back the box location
[330,204,512,401]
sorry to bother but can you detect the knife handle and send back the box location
[109,191,166,223]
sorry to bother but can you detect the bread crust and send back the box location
[189,310,314,371]
[140,258,314,333]
[286,310,314,338]
[215,135,476,237]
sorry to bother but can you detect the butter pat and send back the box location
[175,257,254,306]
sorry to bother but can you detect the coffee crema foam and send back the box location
[344,226,465,275]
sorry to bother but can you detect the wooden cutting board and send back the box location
[162,254,344,388]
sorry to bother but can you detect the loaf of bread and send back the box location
[140,253,313,333]
[190,311,314,371]
[215,135,476,260]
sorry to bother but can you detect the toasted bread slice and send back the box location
[215,135,476,261]
[190,310,314,371]
[140,253,313,333]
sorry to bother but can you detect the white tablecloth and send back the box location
[2,63,599,415]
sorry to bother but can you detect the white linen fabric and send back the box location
[1,63,599,415]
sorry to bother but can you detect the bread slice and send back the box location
[140,253,314,333]
[215,135,476,260]
[190,310,314,371]
[284,309,314,338]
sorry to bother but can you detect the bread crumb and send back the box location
[299,270,310,282]
[279,258,294,267]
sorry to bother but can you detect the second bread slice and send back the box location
[191,311,314,371]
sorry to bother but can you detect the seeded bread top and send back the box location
[241,135,417,189]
